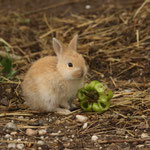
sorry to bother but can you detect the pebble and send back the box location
[18,116,24,119]
[85,5,91,9]
[9,137,13,141]
[17,143,24,149]
[76,115,88,123]
[91,135,98,142]
[17,139,22,142]
[4,122,17,130]
[141,133,149,138]
[136,144,144,148]
[40,136,44,139]
[8,143,16,149]
[10,131,17,135]
[0,97,9,106]
[70,139,73,142]
[51,132,60,136]
[38,129,47,135]
[83,122,88,129]
[37,140,45,146]
[125,135,129,139]
[62,136,68,141]
[5,134,11,139]
[26,129,38,136]
[124,89,132,93]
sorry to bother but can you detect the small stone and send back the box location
[38,129,47,135]
[5,134,11,139]
[58,130,61,133]
[0,97,9,106]
[8,143,16,149]
[70,139,73,142]
[83,123,88,129]
[76,115,88,123]
[37,140,45,146]
[91,135,98,142]
[85,5,91,9]
[141,133,149,138]
[40,136,44,139]
[18,116,24,119]
[49,118,52,122]
[124,89,131,93]
[17,143,24,149]
[125,135,128,139]
[9,137,13,141]
[62,136,68,141]
[26,129,38,136]
[4,122,17,130]
[45,136,49,139]
[10,131,17,135]
[51,132,60,136]
[17,139,22,142]
[136,145,144,148]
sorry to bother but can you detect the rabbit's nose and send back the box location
[73,69,83,78]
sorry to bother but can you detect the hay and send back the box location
[0,0,150,149]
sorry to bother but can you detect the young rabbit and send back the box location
[22,35,87,114]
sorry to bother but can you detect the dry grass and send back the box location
[0,0,150,149]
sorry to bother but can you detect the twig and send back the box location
[39,26,66,39]
[98,138,150,144]
[0,38,13,49]
[136,29,140,47]
[0,112,33,117]
[133,0,150,18]
[0,76,21,84]
[110,76,117,88]
[0,140,35,144]
[0,51,21,60]
[24,0,85,15]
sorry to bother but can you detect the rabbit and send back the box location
[22,35,87,115]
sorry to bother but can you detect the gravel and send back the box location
[76,115,88,123]
[91,135,98,142]
[8,143,16,149]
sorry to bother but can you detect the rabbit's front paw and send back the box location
[56,108,71,115]
[60,102,70,110]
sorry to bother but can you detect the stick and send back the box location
[133,0,150,18]
[0,51,21,60]
[98,138,150,144]
[24,0,85,15]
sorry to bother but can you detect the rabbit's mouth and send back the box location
[72,69,84,79]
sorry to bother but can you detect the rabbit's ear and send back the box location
[53,38,63,56]
[68,34,78,51]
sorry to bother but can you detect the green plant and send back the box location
[0,45,16,79]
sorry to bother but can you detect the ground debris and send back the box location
[0,0,150,149]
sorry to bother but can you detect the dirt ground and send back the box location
[0,0,150,149]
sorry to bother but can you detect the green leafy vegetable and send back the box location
[78,80,113,113]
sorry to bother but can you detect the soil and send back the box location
[0,0,150,149]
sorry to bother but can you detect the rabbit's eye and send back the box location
[68,62,73,67]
